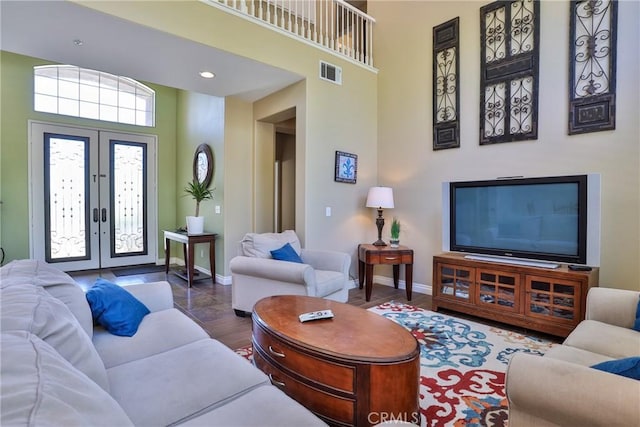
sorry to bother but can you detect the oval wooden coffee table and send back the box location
[252,295,420,427]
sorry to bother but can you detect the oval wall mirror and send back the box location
[193,144,214,188]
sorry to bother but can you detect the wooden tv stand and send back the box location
[432,253,599,337]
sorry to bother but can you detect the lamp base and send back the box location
[372,239,387,246]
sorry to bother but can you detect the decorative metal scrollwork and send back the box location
[433,17,460,150]
[568,0,617,134]
[480,0,539,145]
[111,141,147,257]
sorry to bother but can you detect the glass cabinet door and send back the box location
[476,269,520,312]
[437,264,474,303]
[526,275,581,323]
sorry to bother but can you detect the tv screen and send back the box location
[449,175,589,264]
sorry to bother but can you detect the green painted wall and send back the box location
[0,51,178,263]
[173,90,225,276]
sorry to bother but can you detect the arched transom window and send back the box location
[34,65,155,127]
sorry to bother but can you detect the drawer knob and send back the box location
[269,345,286,358]
[269,373,286,388]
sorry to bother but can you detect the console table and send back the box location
[252,295,420,426]
[432,253,599,337]
[164,230,217,287]
[358,244,414,301]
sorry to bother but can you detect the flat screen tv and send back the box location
[442,174,601,267]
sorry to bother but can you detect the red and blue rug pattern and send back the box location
[368,302,556,427]
[235,301,556,427]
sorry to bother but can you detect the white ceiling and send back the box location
[0,1,304,102]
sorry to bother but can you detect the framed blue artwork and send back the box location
[334,151,357,184]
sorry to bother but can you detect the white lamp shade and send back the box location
[366,187,394,209]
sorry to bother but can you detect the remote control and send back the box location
[568,264,592,271]
[299,310,334,322]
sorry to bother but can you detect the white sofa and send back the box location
[0,259,326,426]
[229,230,351,316]
[506,287,640,426]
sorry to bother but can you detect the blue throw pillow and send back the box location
[85,278,150,337]
[634,296,640,332]
[591,357,640,380]
[270,242,303,263]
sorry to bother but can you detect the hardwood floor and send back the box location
[69,266,432,350]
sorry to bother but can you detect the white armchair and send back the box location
[229,230,351,316]
[506,287,640,426]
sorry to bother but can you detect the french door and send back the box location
[29,122,157,271]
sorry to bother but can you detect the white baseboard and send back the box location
[369,275,432,296]
[161,257,231,285]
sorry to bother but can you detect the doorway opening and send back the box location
[255,108,297,234]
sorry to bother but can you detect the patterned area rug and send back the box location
[235,301,557,427]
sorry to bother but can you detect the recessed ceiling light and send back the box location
[73,39,83,46]
[199,71,215,79]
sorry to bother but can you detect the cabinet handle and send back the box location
[268,345,285,358]
[269,374,286,388]
[385,257,398,260]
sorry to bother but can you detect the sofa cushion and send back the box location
[0,259,94,337]
[271,242,304,263]
[315,269,347,297]
[86,278,150,337]
[0,331,133,426]
[0,283,109,391]
[591,357,640,380]
[241,230,302,258]
[544,343,613,367]
[106,338,269,426]
[563,319,640,359]
[93,308,210,368]
[178,384,327,426]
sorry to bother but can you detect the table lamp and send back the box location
[366,187,394,246]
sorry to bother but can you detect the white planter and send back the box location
[186,216,204,234]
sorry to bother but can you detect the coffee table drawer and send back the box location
[254,351,355,425]
[253,325,355,393]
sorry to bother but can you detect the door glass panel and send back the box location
[111,141,147,256]
[44,134,89,262]
[480,272,495,281]
[554,284,575,295]
[499,275,515,285]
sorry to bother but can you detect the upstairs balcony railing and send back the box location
[204,0,376,69]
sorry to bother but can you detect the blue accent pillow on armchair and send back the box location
[270,242,304,263]
[85,278,150,337]
[591,357,640,380]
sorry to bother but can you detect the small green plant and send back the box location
[184,179,213,217]
[390,217,401,240]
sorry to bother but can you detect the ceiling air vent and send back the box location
[319,61,342,85]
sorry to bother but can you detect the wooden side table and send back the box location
[164,230,217,287]
[358,244,414,301]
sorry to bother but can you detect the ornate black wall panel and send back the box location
[433,17,460,150]
[480,0,540,145]
[568,0,617,134]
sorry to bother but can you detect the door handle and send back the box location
[93,208,99,223]
[101,208,107,222]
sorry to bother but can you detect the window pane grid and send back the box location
[34,65,155,127]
